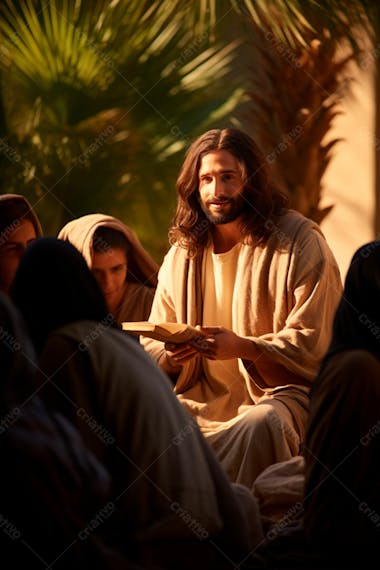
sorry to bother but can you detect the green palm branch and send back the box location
[193,0,374,223]
[0,0,241,260]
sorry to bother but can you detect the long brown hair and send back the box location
[169,128,288,257]
[0,194,43,241]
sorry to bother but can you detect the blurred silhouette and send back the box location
[12,237,264,569]
[304,240,380,568]
[0,292,131,569]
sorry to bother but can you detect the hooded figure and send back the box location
[11,237,264,569]
[0,292,130,569]
[58,214,158,324]
[0,193,43,294]
[304,240,380,568]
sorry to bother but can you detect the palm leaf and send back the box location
[0,0,242,260]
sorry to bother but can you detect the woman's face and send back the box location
[0,219,37,294]
[91,247,127,313]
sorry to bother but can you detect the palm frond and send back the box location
[237,21,354,222]
[198,0,374,51]
[0,0,242,260]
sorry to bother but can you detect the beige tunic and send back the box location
[142,209,343,487]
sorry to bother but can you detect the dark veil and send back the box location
[11,237,115,353]
[321,239,380,365]
[0,288,128,568]
[0,291,37,408]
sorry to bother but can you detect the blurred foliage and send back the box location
[203,0,375,48]
[235,24,355,223]
[0,0,243,262]
[0,0,376,261]
[196,0,374,223]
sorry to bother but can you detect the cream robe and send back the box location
[37,321,263,566]
[142,209,343,487]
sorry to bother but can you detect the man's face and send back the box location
[0,219,37,294]
[198,149,245,225]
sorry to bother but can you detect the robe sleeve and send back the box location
[242,223,343,387]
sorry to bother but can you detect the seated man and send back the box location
[248,240,380,569]
[0,193,42,294]
[304,239,380,568]
[141,127,343,490]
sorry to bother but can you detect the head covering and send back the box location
[11,237,114,353]
[0,193,43,238]
[58,214,158,287]
[324,240,380,361]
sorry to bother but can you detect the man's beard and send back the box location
[200,194,245,225]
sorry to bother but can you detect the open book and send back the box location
[121,321,205,344]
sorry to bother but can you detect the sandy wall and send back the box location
[320,59,375,279]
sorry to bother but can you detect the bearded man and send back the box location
[141,127,342,490]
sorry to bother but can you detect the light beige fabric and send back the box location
[142,209,343,486]
[38,320,263,565]
[253,455,305,533]
[58,213,158,323]
[115,281,155,323]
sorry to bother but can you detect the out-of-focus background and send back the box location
[0,1,378,278]
[321,57,374,278]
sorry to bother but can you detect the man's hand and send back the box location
[163,326,258,370]
[165,334,215,364]
[196,326,257,360]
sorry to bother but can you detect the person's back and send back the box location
[0,292,131,569]
[303,240,380,568]
[11,237,264,569]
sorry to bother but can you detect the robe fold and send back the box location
[142,209,342,486]
[37,321,263,566]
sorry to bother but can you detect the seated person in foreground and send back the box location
[241,241,380,569]
[11,237,264,569]
[0,292,132,569]
[141,127,343,490]
[0,193,42,294]
[58,213,158,324]
[303,240,380,568]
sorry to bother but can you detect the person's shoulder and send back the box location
[118,283,155,322]
[47,320,114,347]
[330,349,380,370]
[276,208,321,235]
[277,208,335,252]
[160,243,191,268]
[318,349,380,393]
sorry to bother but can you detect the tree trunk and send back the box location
[374,6,380,236]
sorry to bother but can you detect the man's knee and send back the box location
[243,404,283,431]
[242,404,299,450]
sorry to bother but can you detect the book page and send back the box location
[121,321,203,343]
